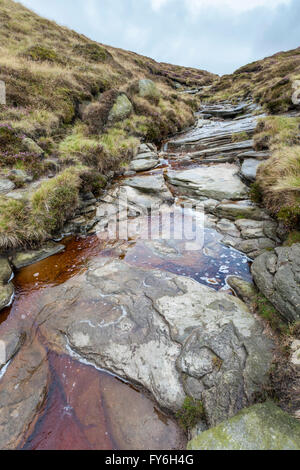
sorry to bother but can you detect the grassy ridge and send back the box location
[203,48,300,114]
[252,116,300,229]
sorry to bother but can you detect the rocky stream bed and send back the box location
[0,101,299,450]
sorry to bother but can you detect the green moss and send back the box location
[73,43,110,63]
[277,203,300,228]
[22,45,59,62]
[232,131,248,142]
[250,182,263,204]
[176,397,205,431]
[0,125,23,154]
[284,231,300,247]
[187,402,300,450]
[256,294,288,335]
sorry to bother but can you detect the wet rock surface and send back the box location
[240,159,263,182]
[0,337,49,450]
[11,242,65,270]
[27,258,274,428]
[0,105,290,449]
[252,244,300,323]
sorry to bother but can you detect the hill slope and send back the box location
[0,0,215,250]
[204,47,300,114]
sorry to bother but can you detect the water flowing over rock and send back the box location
[26,258,275,428]
[252,244,300,323]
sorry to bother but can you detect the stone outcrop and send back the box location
[240,159,262,182]
[0,258,14,311]
[138,79,160,101]
[21,258,275,428]
[11,242,65,270]
[167,164,249,201]
[0,178,15,194]
[188,401,300,450]
[252,244,300,323]
[108,94,133,123]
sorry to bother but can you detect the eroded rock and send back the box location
[28,258,274,428]
[129,159,158,172]
[252,244,300,322]
[167,164,249,201]
[0,338,49,450]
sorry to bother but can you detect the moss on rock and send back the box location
[188,401,300,450]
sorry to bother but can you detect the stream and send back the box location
[0,102,276,450]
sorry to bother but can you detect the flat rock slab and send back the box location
[12,242,65,270]
[214,200,271,221]
[133,152,158,161]
[129,159,158,172]
[167,164,249,201]
[124,174,170,195]
[252,244,300,323]
[29,258,274,427]
[188,401,300,450]
[190,140,253,159]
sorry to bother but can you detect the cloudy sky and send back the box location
[18,0,300,75]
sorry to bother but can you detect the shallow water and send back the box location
[0,118,255,450]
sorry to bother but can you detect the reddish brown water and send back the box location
[0,236,187,450]
[0,142,253,449]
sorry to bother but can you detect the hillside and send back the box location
[0,0,215,250]
[203,47,300,114]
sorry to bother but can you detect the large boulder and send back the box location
[22,137,44,157]
[252,244,300,323]
[108,94,133,123]
[0,178,15,194]
[187,401,300,450]
[25,258,274,428]
[167,164,249,201]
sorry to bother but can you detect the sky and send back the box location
[18,0,300,75]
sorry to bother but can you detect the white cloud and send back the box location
[150,0,171,12]
[184,0,291,14]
